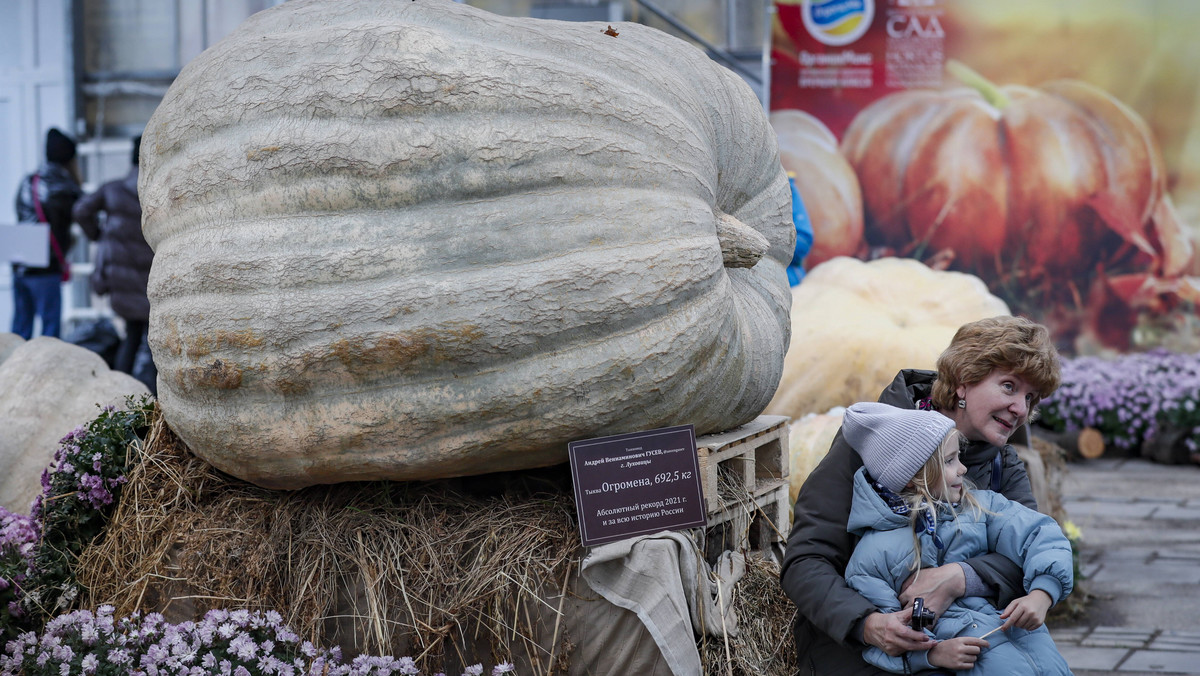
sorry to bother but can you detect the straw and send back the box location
[75,405,801,674]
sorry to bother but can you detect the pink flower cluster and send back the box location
[1,605,517,676]
[32,422,128,520]
[1039,349,1200,451]
[0,507,36,621]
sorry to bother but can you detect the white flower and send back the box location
[230,609,251,625]
[107,647,131,665]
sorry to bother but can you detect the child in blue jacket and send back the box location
[841,401,1074,675]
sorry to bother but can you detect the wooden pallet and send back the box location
[695,415,790,514]
[695,415,791,558]
[702,481,790,561]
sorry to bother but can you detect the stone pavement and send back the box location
[1047,456,1200,675]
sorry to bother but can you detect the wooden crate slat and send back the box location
[696,415,790,514]
[702,481,790,557]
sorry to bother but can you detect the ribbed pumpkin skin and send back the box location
[140,0,793,489]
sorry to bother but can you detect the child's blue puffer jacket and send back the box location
[845,467,1075,675]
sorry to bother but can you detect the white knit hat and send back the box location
[843,402,956,493]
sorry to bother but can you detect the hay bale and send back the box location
[76,412,799,675]
[1020,436,1069,524]
[699,554,797,676]
[77,412,575,669]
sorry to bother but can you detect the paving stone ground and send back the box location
[1047,456,1200,675]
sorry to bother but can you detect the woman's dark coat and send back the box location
[779,369,1036,675]
[73,167,153,321]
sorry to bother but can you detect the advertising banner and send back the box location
[772,0,1200,353]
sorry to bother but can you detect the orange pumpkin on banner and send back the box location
[841,61,1193,286]
[770,109,864,268]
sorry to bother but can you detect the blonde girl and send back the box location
[841,401,1074,675]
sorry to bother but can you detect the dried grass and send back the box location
[76,406,799,674]
[77,409,579,669]
[1030,434,1070,524]
[699,554,798,676]
[1031,435,1093,622]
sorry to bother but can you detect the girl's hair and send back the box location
[901,429,986,572]
[931,316,1062,412]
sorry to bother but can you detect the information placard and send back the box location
[568,424,707,547]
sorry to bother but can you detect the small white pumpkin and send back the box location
[0,336,149,512]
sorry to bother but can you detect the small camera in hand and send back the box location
[910,597,936,631]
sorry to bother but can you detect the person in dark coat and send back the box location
[779,315,1062,675]
[73,135,155,391]
[11,128,83,339]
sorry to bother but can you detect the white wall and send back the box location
[0,0,75,336]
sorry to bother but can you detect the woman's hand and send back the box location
[999,589,1053,630]
[862,610,936,656]
[929,637,989,670]
[899,563,966,618]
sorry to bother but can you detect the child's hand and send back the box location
[999,589,1053,631]
[862,610,935,656]
[929,637,989,670]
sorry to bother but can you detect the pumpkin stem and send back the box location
[946,59,1011,110]
[716,212,770,269]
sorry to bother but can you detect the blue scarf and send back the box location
[865,470,945,551]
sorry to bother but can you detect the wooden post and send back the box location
[1033,427,1105,460]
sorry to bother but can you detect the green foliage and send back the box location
[8,395,153,638]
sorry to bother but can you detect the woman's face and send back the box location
[953,369,1037,447]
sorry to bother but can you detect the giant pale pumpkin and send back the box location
[841,62,1193,283]
[140,0,794,489]
[764,257,1008,420]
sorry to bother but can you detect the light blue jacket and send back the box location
[845,467,1075,675]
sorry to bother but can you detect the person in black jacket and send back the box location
[73,135,155,392]
[779,315,1062,675]
[11,128,82,339]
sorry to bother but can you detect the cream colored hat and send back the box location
[843,401,956,493]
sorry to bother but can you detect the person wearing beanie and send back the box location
[843,402,956,494]
[781,316,1063,676]
[840,401,1074,674]
[11,127,83,339]
[73,134,156,393]
[45,127,77,164]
